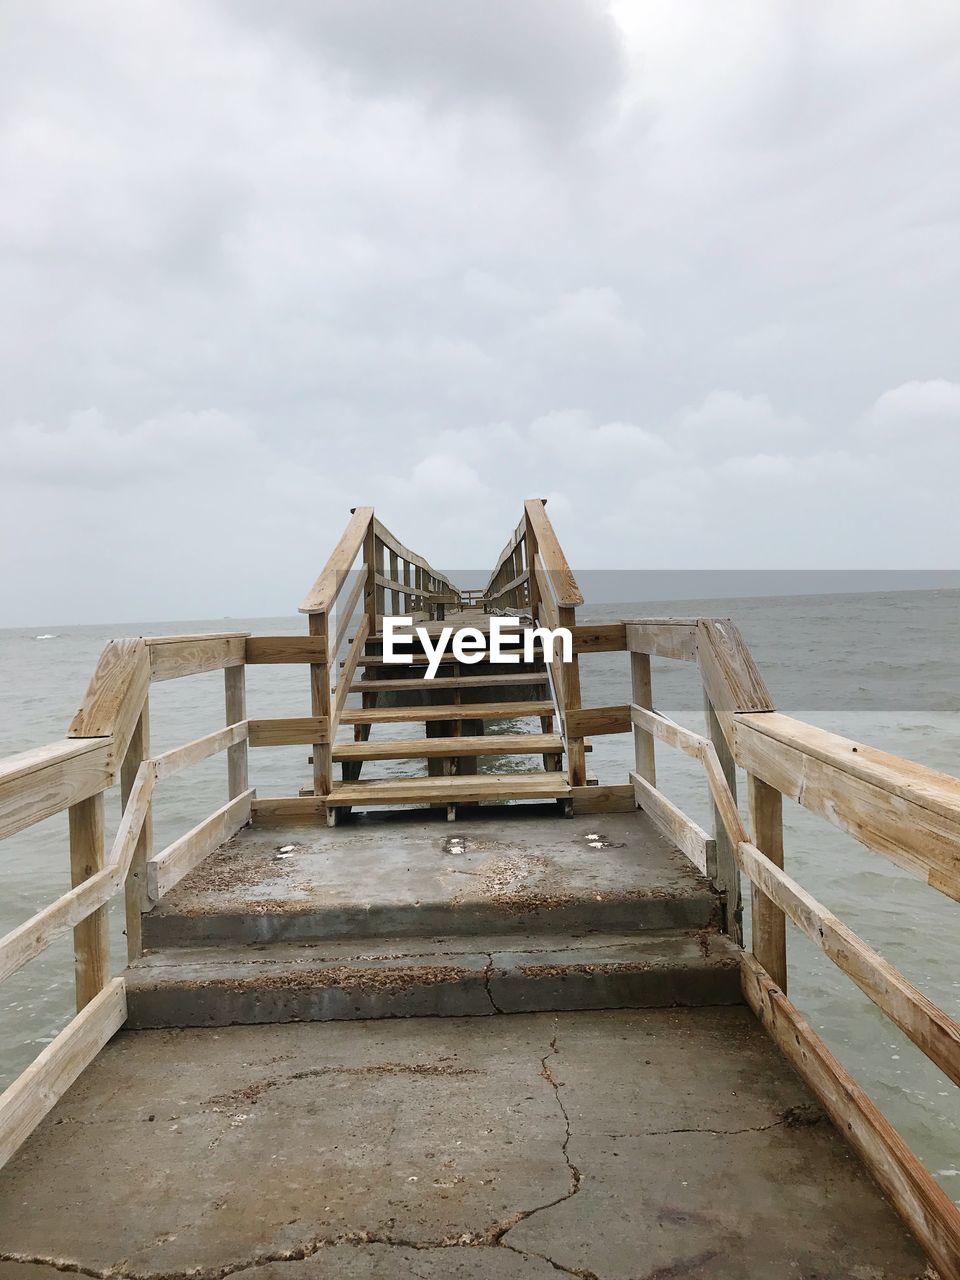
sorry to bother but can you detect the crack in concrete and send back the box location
[0,1027,597,1280]
[482,952,505,1014]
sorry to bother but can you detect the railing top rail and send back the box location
[523,499,583,607]
[371,518,458,594]
[299,506,375,616]
[483,514,527,596]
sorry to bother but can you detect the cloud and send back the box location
[859,380,960,446]
[2,3,960,620]
[228,0,627,133]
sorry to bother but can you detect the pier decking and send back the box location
[0,501,958,1277]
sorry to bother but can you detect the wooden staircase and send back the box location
[326,611,570,815]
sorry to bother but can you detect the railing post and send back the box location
[363,521,378,633]
[68,791,108,1010]
[703,693,743,944]
[120,700,153,961]
[524,512,540,621]
[559,605,586,788]
[747,773,787,991]
[309,611,333,804]
[224,665,248,799]
[630,652,656,784]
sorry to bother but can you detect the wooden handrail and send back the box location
[523,499,583,607]
[299,507,374,615]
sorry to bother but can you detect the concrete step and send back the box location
[125,930,743,1028]
[141,810,723,949]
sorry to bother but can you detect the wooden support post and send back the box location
[524,513,540,620]
[630,652,656,785]
[559,604,587,787]
[747,773,787,991]
[120,702,153,961]
[309,612,332,807]
[363,521,378,634]
[68,792,108,1011]
[704,693,742,944]
[224,665,248,799]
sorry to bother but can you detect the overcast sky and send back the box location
[2,2,959,625]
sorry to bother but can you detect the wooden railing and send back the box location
[549,611,960,1277]
[0,630,252,1167]
[481,500,589,790]
[0,506,458,1167]
[295,508,460,819]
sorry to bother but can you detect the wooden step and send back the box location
[341,700,554,725]
[333,733,563,762]
[327,772,571,808]
[355,654,545,668]
[350,673,549,692]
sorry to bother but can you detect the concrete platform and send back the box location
[0,1008,925,1278]
[143,808,719,948]
[126,930,742,1027]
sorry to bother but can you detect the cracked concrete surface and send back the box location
[0,1009,928,1279]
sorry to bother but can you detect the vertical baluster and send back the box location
[69,792,108,1010]
[120,701,153,961]
[630,652,656,785]
[748,774,787,990]
[704,694,742,944]
[224,665,248,799]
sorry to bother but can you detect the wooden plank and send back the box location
[120,705,152,961]
[0,739,112,842]
[734,716,960,901]
[148,636,245,682]
[67,639,150,768]
[0,978,126,1171]
[483,515,526,596]
[747,774,786,990]
[69,793,107,1011]
[738,841,960,1087]
[299,507,374,615]
[224,667,248,799]
[334,733,563,762]
[328,772,570,807]
[245,635,327,664]
[146,789,253,901]
[331,613,370,733]
[625,621,699,662]
[153,721,248,781]
[630,654,656,785]
[144,631,251,644]
[523,500,583,606]
[705,693,742,945]
[484,570,529,605]
[631,771,716,877]
[0,765,155,986]
[571,783,635,814]
[565,705,631,737]
[248,717,329,747]
[696,619,774,740]
[308,611,333,798]
[572,623,626,653]
[342,701,553,725]
[251,796,326,823]
[741,953,960,1280]
[738,710,960,827]
[351,673,548,692]
[532,556,559,629]
[332,568,367,657]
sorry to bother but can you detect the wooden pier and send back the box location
[0,500,958,1277]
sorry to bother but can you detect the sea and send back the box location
[1,588,958,1198]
